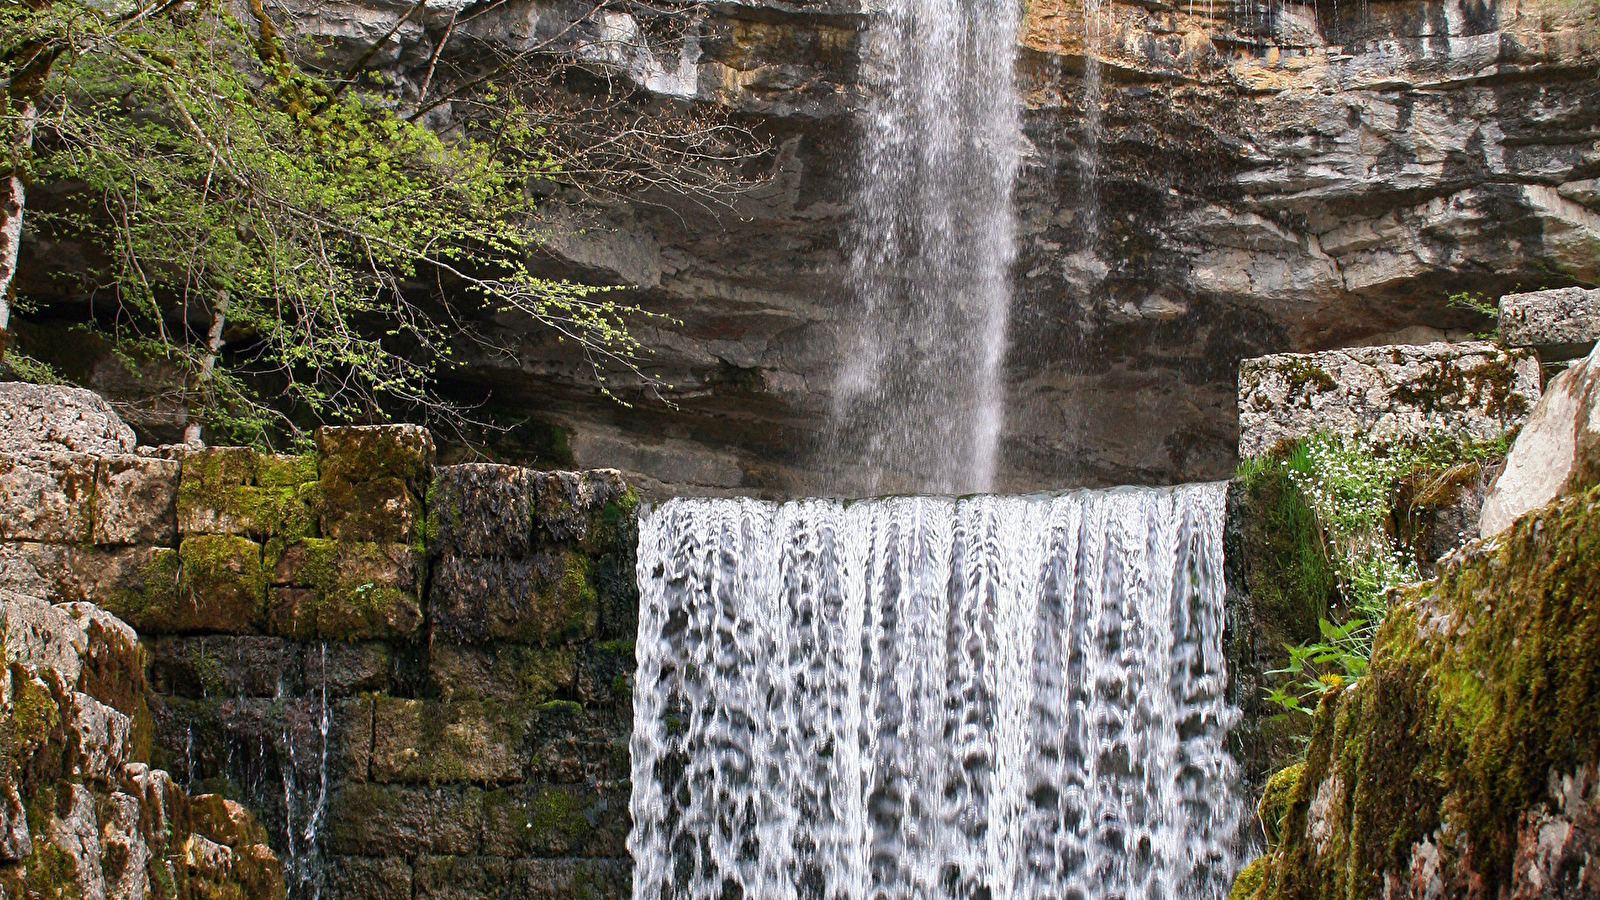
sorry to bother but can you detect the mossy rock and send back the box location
[315,425,434,490]
[153,535,268,634]
[268,540,422,641]
[316,475,422,544]
[1256,761,1304,848]
[1256,485,1600,900]
[1228,855,1270,900]
[178,449,318,542]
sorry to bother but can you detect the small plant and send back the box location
[1251,432,1508,719]
[1448,291,1501,341]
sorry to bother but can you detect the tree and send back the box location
[1,0,761,446]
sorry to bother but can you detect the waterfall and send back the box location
[629,483,1242,900]
[826,0,1022,496]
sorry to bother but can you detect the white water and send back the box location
[629,483,1242,900]
[827,0,1022,496]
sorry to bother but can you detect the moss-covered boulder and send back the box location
[1237,485,1600,900]
[177,448,318,543]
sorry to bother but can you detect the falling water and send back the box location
[629,483,1242,900]
[827,0,1023,496]
[1081,0,1105,243]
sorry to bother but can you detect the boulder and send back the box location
[1500,287,1600,360]
[1480,343,1600,538]
[0,383,136,456]
[1238,343,1542,459]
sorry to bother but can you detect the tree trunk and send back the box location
[183,290,230,447]
[0,95,38,360]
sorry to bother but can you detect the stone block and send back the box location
[318,475,422,543]
[429,643,574,705]
[1481,342,1600,536]
[316,425,434,489]
[1237,342,1542,459]
[269,540,422,641]
[412,856,629,900]
[0,383,137,456]
[178,448,317,542]
[0,543,177,608]
[3,590,88,686]
[323,856,414,900]
[575,640,635,709]
[481,783,623,858]
[532,469,634,549]
[0,452,97,543]
[349,695,523,785]
[1500,286,1600,359]
[303,641,398,696]
[94,454,181,545]
[145,636,301,699]
[126,535,266,634]
[429,551,598,645]
[255,452,317,488]
[429,464,535,556]
[324,784,485,857]
[521,704,630,786]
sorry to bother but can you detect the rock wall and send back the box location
[0,417,642,900]
[18,0,1600,495]
[1235,483,1600,900]
[0,590,284,899]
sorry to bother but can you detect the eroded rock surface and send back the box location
[18,0,1600,494]
[0,589,284,899]
[0,383,137,457]
[1237,342,1540,458]
[1501,286,1600,360]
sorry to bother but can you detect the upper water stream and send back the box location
[826,0,1023,496]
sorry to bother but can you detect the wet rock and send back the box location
[145,635,302,699]
[1480,343,1600,537]
[0,383,137,456]
[428,643,574,705]
[1238,342,1541,459]
[323,855,414,900]
[481,782,626,859]
[410,855,631,900]
[347,696,524,785]
[269,540,422,641]
[324,784,486,857]
[430,551,598,646]
[1501,287,1600,361]
[317,475,421,543]
[430,464,536,556]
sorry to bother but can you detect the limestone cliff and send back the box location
[18,0,1600,495]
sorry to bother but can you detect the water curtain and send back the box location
[828,0,1022,495]
[630,484,1242,900]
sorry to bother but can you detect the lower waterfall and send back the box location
[629,483,1242,900]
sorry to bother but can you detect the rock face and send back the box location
[0,394,642,900]
[0,382,137,456]
[1480,342,1600,537]
[1500,286,1600,360]
[1236,342,1539,458]
[18,0,1600,494]
[0,589,284,899]
[1237,484,1600,900]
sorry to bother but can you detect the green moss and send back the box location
[255,452,317,488]
[1278,358,1337,400]
[1256,762,1304,847]
[611,674,630,698]
[1228,856,1269,900]
[315,425,432,488]
[269,539,421,641]
[537,699,583,715]
[1258,485,1600,900]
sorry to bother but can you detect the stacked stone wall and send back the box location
[0,423,641,900]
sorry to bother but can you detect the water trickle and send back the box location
[629,483,1243,900]
[826,0,1023,496]
[1082,0,1105,244]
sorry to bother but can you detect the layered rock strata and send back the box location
[0,589,284,899]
